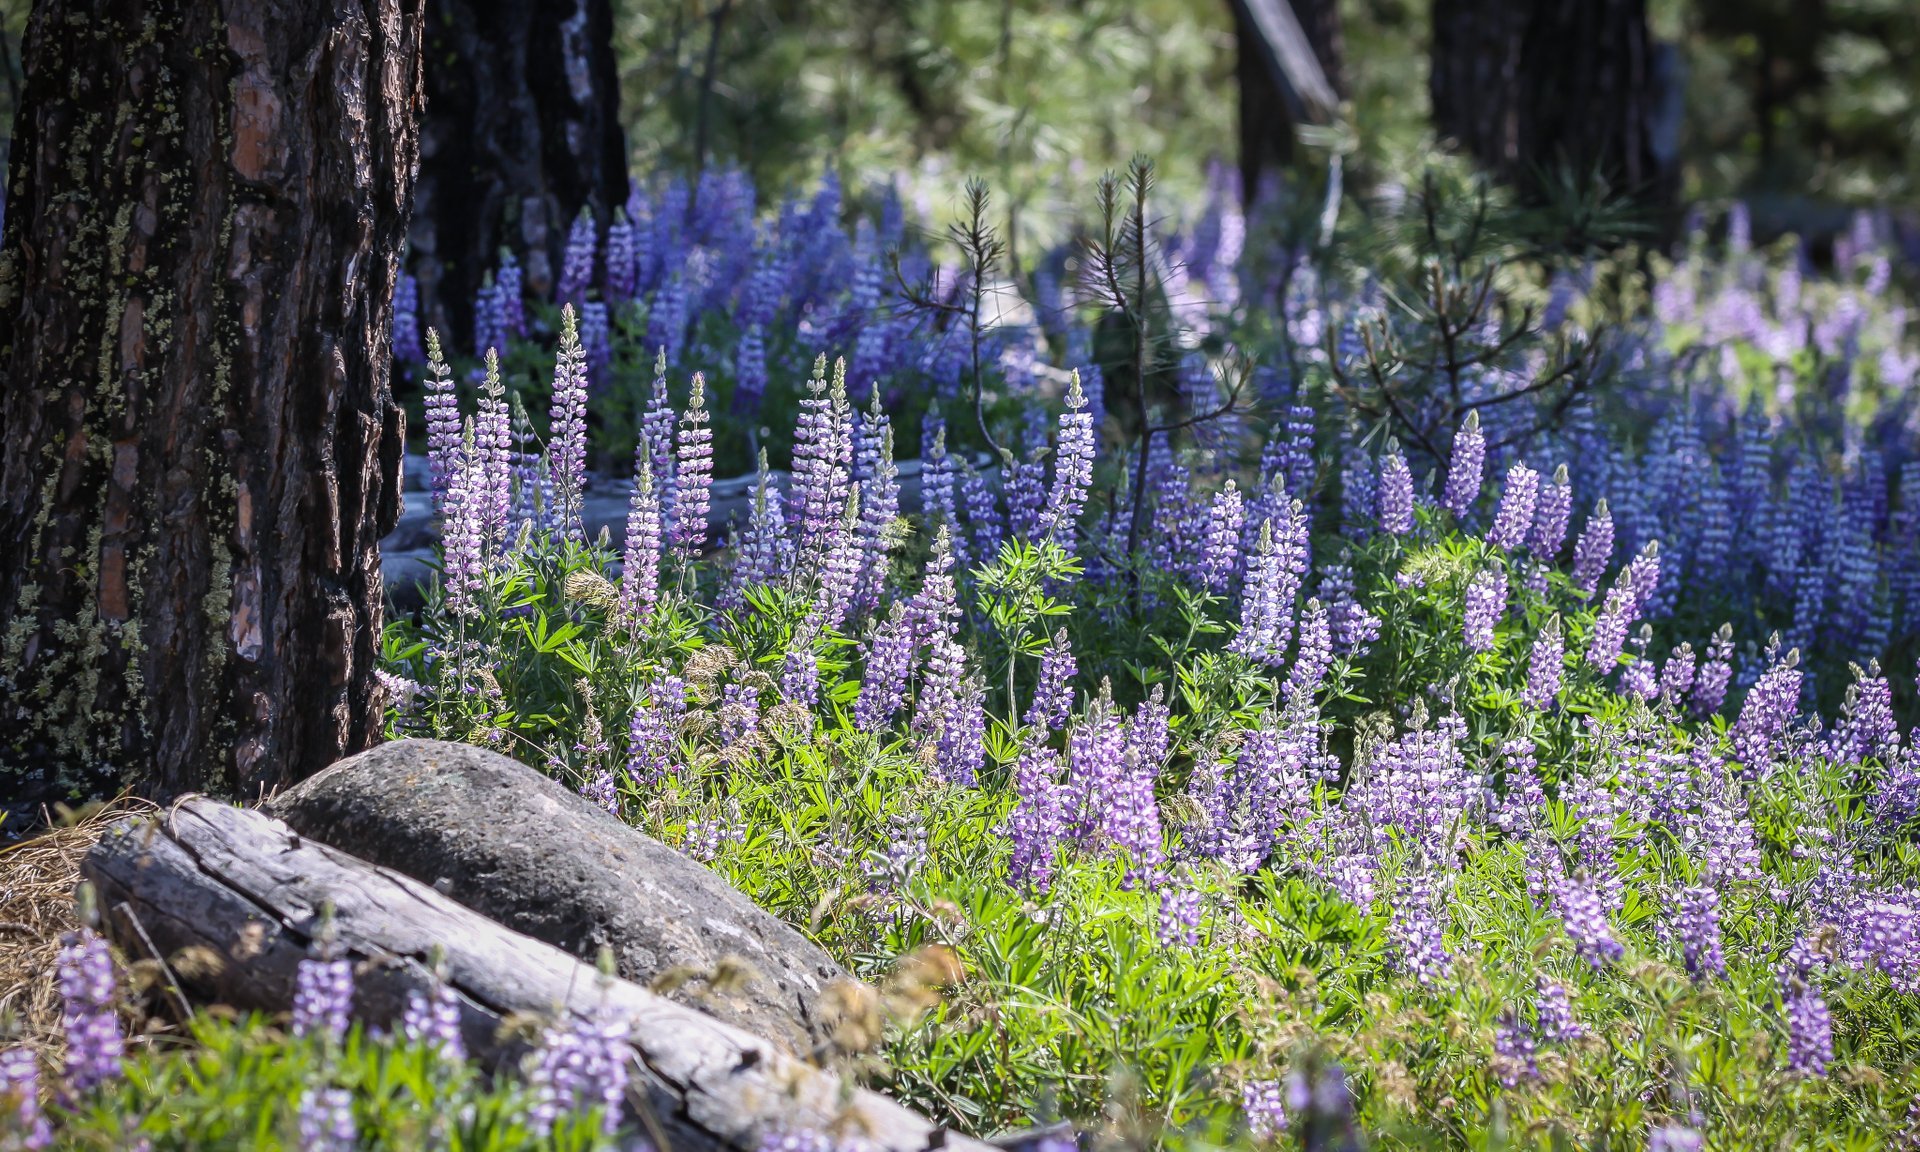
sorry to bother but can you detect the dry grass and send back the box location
[0,799,155,1063]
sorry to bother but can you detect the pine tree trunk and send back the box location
[0,0,426,805]
[407,0,628,352]
[1430,0,1674,203]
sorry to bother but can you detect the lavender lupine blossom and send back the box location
[1026,630,1077,732]
[780,623,823,711]
[423,331,462,512]
[1622,542,1663,620]
[1660,643,1697,708]
[1442,411,1487,517]
[1831,660,1899,764]
[907,527,961,652]
[813,487,864,632]
[1356,716,1477,852]
[1648,1124,1705,1152]
[855,606,916,733]
[1529,464,1573,556]
[474,352,514,550]
[1463,566,1509,651]
[1004,450,1048,542]
[1042,371,1095,545]
[549,305,591,540]
[1674,883,1727,980]
[626,676,687,783]
[579,300,611,374]
[1377,442,1415,534]
[291,945,353,1043]
[58,926,123,1091]
[1389,867,1453,984]
[1620,635,1659,702]
[791,356,854,561]
[1320,563,1381,655]
[1553,871,1626,968]
[852,394,901,615]
[1585,571,1639,671]
[1157,887,1203,948]
[961,465,1002,565]
[1339,450,1377,537]
[440,425,487,618]
[1536,978,1585,1041]
[401,968,466,1063]
[1731,648,1802,773]
[0,1046,50,1149]
[1006,746,1066,892]
[920,422,959,540]
[1784,985,1833,1078]
[1198,481,1245,594]
[1493,1012,1539,1086]
[1570,499,1615,593]
[672,374,714,560]
[938,676,987,786]
[618,453,662,624]
[528,992,631,1136]
[1232,503,1309,666]
[733,325,769,418]
[1242,1079,1289,1141]
[298,1087,356,1152]
[641,352,678,529]
[1523,617,1564,710]
[495,250,526,338]
[557,208,596,303]
[604,208,639,301]
[726,452,795,607]
[1285,599,1332,702]
[391,273,424,364]
[1692,625,1736,717]
[1486,462,1540,550]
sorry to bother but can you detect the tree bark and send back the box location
[1231,0,1339,204]
[83,798,994,1152]
[0,0,425,803]
[1430,0,1676,204]
[407,0,629,351]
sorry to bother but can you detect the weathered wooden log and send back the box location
[82,799,989,1152]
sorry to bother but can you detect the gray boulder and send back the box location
[265,738,849,1055]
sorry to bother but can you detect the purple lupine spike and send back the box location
[298,1087,356,1152]
[1199,481,1246,594]
[1731,647,1803,773]
[495,251,526,338]
[1523,616,1564,710]
[855,605,916,733]
[1025,629,1077,732]
[781,621,822,710]
[617,453,662,624]
[1321,562,1381,655]
[1619,630,1659,702]
[914,635,969,753]
[1660,643,1697,708]
[528,974,630,1136]
[1339,449,1377,537]
[1570,499,1614,593]
[1042,372,1095,547]
[1783,985,1832,1078]
[604,208,639,302]
[645,274,688,367]
[672,374,714,560]
[641,350,678,529]
[732,324,769,418]
[1623,542,1662,620]
[1156,887,1203,948]
[557,208,597,304]
[391,272,425,364]
[471,275,503,358]
[290,925,353,1044]
[1691,624,1735,717]
[441,422,487,618]
[626,675,687,783]
[1232,522,1286,666]
[1285,598,1332,702]
[722,452,793,607]
[579,300,611,374]
[907,526,961,652]
[1242,1079,1290,1141]
[961,463,1002,564]
[813,485,863,632]
[1006,745,1066,892]
[58,923,124,1092]
[1442,411,1487,517]
[790,356,853,561]
[1493,1012,1539,1086]
[1553,870,1625,968]
[1464,566,1509,652]
[1,1045,51,1149]
[1585,570,1638,672]
[1377,441,1415,534]
[423,330,462,513]
[1674,883,1726,980]
[1535,978,1584,1041]
[549,305,591,541]
[937,674,986,786]
[475,352,514,553]
[852,395,901,615]
[1486,462,1540,550]
[1529,463,1573,557]
[1389,867,1454,983]
[401,958,467,1063]
[921,420,959,538]
[1831,660,1899,765]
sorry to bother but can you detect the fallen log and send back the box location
[82,799,991,1152]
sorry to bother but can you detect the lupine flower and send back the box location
[1571,499,1614,593]
[726,452,794,607]
[1357,715,1476,853]
[1377,442,1415,534]
[1043,371,1096,545]
[0,1045,50,1149]
[1831,660,1899,765]
[1241,1079,1289,1141]
[391,272,424,363]
[672,374,714,559]
[1198,481,1245,594]
[813,486,864,633]
[733,325,769,418]
[1232,504,1309,666]
[961,464,1003,565]
[1157,887,1203,948]
[1389,867,1453,983]
[1493,1012,1539,1086]
[1320,563,1381,655]
[558,207,596,303]
[1674,883,1726,980]
[1648,1124,1705,1152]
[1286,599,1332,702]
[907,527,961,653]
[1585,571,1638,671]
[291,945,353,1044]
[1623,542,1663,620]
[618,453,662,624]
[1783,984,1832,1078]
[920,420,959,542]
[791,356,854,561]
[441,424,487,617]
[1554,871,1625,968]
[1529,464,1573,556]
[641,351,678,528]
[549,305,591,540]
[1339,449,1376,537]
[402,964,466,1063]
[298,1086,356,1152]
[1486,462,1539,550]
[1535,978,1584,1041]
[1691,624,1735,717]
[855,606,916,733]
[1660,643,1697,708]
[423,331,463,512]
[58,925,123,1091]
[1006,746,1066,892]
[604,208,639,301]
[1620,632,1659,702]
[1442,411,1487,517]
[528,987,630,1136]
[626,676,687,783]
[852,394,901,615]
[495,250,526,338]
[1464,566,1508,651]
[1026,630,1077,732]
[1731,648,1802,773]
[1523,616,1564,710]
[579,300,611,373]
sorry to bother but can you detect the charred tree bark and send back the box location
[0,0,426,804]
[1430,0,1676,204]
[407,0,628,351]
[1231,0,1339,203]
